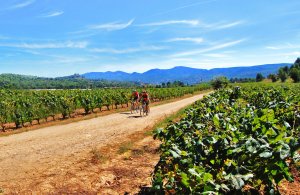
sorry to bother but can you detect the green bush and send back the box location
[256,73,264,82]
[211,76,229,90]
[290,68,300,83]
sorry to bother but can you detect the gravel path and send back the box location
[0,93,207,193]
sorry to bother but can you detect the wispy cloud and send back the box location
[166,37,204,44]
[211,21,244,30]
[266,46,280,50]
[281,51,300,56]
[40,11,64,18]
[152,0,217,17]
[171,39,246,57]
[138,20,199,27]
[266,43,300,50]
[202,53,230,58]
[138,19,244,31]
[90,45,166,54]
[0,41,88,49]
[8,0,35,9]
[88,19,134,31]
[69,19,135,37]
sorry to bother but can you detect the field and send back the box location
[0,82,299,194]
[152,83,300,194]
[0,84,210,131]
[0,91,211,194]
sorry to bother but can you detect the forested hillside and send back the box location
[0,74,137,89]
[82,63,290,84]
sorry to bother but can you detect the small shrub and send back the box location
[211,76,229,90]
[90,148,105,163]
[118,142,133,154]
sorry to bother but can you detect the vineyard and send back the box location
[0,84,210,131]
[152,83,300,194]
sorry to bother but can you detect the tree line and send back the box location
[0,74,137,89]
[256,58,300,83]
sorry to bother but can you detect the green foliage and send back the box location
[158,81,186,88]
[152,83,300,194]
[0,84,211,130]
[276,59,300,83]
[0,74,136,89]
[290,68,300,83]
[268,74,278,82]
[211,76,229,90]
[230,77,256,83]
[256,73,264,82]
[286,58,300,83]
[294,57,300,65]
[278,68,289,82]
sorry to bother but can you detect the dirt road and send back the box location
[0,93,208,194]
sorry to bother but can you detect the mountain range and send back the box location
[82,63,290,84]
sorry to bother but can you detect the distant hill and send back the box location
[0,74,136,89]
[82,63,291,84]
[0,63,291,89]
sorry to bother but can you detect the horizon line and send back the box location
[0,62,290,78]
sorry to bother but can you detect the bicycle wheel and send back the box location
[130,102,134,114]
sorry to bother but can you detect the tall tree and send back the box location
[256,73,264,82]
[289,58,300,82]
[290,67,300,83]
[278,68,288,82]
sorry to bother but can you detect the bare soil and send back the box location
[0,93,208,194]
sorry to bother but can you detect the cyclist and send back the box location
[131,89,139,111]
[141,90,150,114]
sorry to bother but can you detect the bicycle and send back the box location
[140,101,149,116]
[130,100,139,114]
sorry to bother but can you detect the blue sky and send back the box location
[0,0,299,77]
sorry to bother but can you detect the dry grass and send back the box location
[118,142,133,154]
[90,148,107,164]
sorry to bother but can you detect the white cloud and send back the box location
[40,11,64,18]
[266,43,300,50]
[138,19,244,31]
[278,51,300,56]
[169,58,195,62]
[8,0,35,9]
[171,39,246,57]
[266,46,280,50]
[0,41,88,49]
[138,20,200,27]
[152,0,217,17]
[203,53,230,58]
[90,45,166,54]
[211,21,244,30]
[69,19,135,37]
[166,37,204,44]
[88,19,134,31]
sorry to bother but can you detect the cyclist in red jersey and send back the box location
[132,89,139,103]
[141,90,150,113]
[130,89,140,113]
